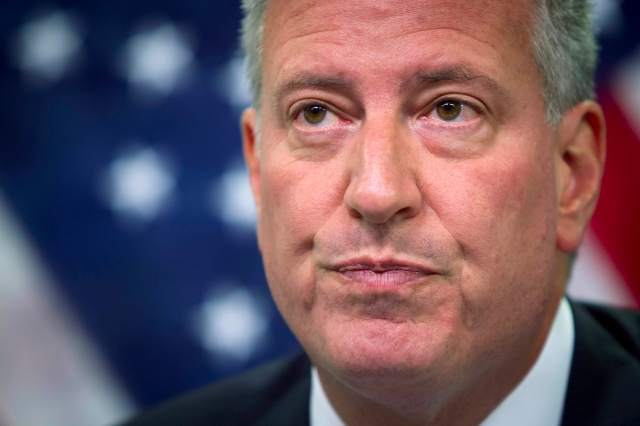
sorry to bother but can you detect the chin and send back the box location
[311,314,453,383]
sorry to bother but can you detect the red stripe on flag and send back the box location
[590,90,640,304]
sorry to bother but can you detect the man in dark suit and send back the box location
[124,0,640,425]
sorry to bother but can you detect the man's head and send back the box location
[240,0,605,423]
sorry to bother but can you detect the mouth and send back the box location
[330,258,436,288]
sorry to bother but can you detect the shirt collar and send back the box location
[310,298,575,426]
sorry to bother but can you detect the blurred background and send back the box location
[0,1,638,425]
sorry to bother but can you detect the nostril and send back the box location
[396,206,415,219]
[348,207,363,219]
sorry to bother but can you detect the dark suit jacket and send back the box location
[122,302,640,426]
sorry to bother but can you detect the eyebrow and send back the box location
[273,65,508,110]
[400,66,507,98]
[273,73,360,109]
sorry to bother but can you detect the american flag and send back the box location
[0,1,638,425]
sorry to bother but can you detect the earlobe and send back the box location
[242,107,261,213]
[555,100,606,253]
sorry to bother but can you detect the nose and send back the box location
[344,121,422,225]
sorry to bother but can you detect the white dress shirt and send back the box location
[310,298,575,426]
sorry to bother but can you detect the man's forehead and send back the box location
[264,0,534,39]
[261,0,538,102]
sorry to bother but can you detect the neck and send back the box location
[315,308,559,426]
[317,363,523,426]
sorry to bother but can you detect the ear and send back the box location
[555,100,606,253]
[242,107,261,214]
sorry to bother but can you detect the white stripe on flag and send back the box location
[614,45,640,140]
[567,231,636,308]
[0,193,135,426]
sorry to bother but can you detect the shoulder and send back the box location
[120,352,311,426]
[572,301,640,359]
[562,301,640,426]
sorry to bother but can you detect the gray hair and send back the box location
[240,0,267,110]
[531,0,597,124]
[240,0,598,124]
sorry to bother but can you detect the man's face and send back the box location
[245,0,571,394]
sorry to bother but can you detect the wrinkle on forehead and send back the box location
[261,0,541,120]
[265,0,533,51]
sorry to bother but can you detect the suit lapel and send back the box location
[561,302,640,425]
[254,353,311,426]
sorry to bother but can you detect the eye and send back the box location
[435,100,463,121]
[303,104,328,124]
[424,98,481,124]
[292,102,340,129]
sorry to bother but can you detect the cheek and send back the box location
[256,155,346,314]
[258,159,343,251]
[431,148,558,298]
[447,153,554,250]
[422,148,559,348]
